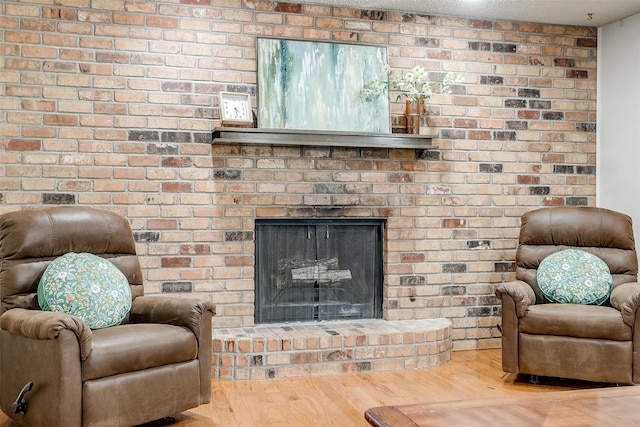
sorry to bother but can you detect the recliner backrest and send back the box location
[0,206,144,314]
[515,206,638,303]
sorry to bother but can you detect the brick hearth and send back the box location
[212,319,452,380]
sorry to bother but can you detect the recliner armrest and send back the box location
[610,282,640,327]
[129,296,215,339]
[495,280,536,317]
[0,308,92,359]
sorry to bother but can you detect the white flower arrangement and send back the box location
[362,64,462,102]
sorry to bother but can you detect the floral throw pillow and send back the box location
[38,252,132,329]
[537,249,612,305]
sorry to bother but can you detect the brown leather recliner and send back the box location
[495,206,640,384]
[0,206,214,426]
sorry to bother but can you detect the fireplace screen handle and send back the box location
[306,226,331,239]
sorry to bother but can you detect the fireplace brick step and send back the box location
[212,318,452,380]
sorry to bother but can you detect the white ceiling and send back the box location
[299,0,640,27]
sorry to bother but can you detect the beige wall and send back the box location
[0,1,597,350]
[598,13,640,241]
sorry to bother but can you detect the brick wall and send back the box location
[0,0,597,350]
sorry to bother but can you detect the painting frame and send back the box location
[257,37,390,134]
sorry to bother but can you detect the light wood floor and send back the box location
[0,349,613,427]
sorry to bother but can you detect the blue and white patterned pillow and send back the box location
[537,249,612,305]
[38,252,132,329]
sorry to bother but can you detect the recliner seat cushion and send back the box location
[82,323,198,381]
[520,303,631,341]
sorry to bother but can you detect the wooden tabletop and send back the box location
[365,385,640,427]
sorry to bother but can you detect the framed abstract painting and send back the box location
[257,38,390,133]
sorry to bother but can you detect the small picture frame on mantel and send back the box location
[219,91,253,126]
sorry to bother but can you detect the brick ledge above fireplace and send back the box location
[212,318,452,380]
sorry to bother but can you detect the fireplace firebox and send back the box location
[255,219,384,323]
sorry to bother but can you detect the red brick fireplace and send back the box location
[210,129,453,379]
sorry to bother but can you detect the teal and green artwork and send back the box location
[257,38,390,133]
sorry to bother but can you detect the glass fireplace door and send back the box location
[255,219,383,323]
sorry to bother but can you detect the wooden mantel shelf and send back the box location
[212,127,434,150]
